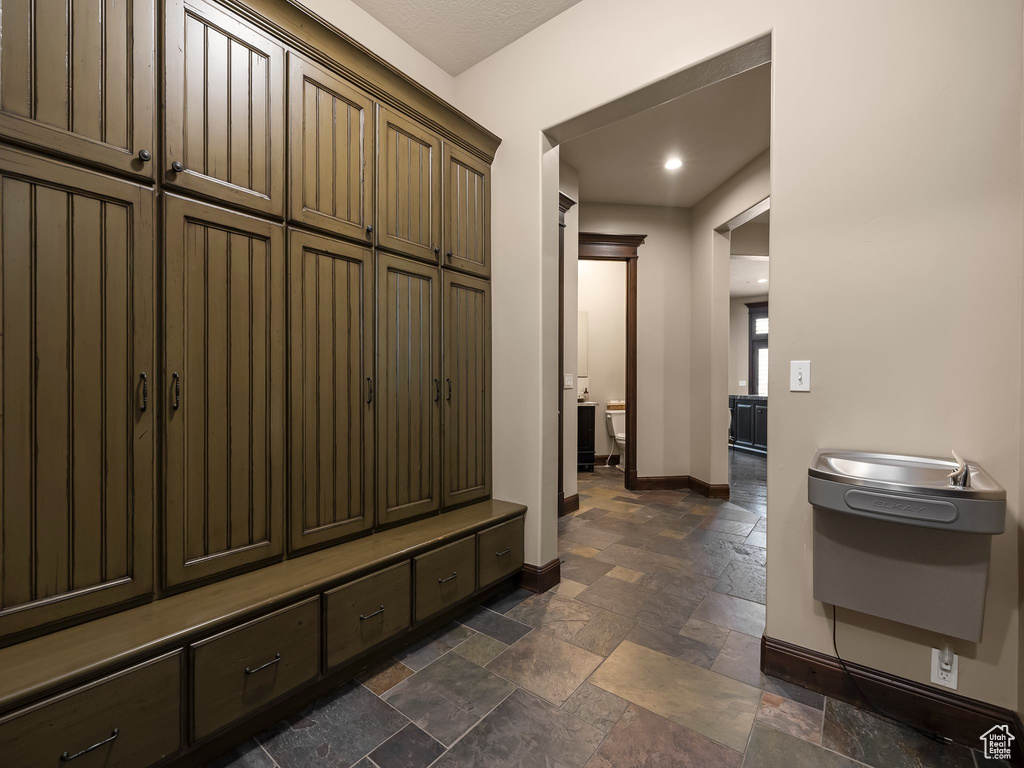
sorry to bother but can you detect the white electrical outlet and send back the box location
[930,647,959,689]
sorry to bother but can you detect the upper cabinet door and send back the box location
[0,0,156,179]
[163,195,285,588]
[164,0,285,217]
[289,230,375,552]
[377,107,442,264]
[0,147,155,640]
[443,144,490,278]
[288,54,375,244]
[442,271,492,508]
[377,253,441,526]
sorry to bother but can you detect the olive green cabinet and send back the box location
[289,230,375,551]
[442,272,492,507]
[377,107,442,264]
[163,195,286,587]
[288,54,375,243]
[0,147,155,641]
[0,0,156,179]
[443,144,490,278]
[164,0,286,217]
[376,253,442,526]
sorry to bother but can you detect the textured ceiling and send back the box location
[346,0,584,75]
[561,65,771,208]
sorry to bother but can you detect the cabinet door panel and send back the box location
[289,231,374,551]
[0,0,155,178]
[0,148,154,639]
[164,0,285,216]
[377,253,441,525]
[377,108,441,264]
[443,144,490,278]
[164,195,285,587]
[288,54,375,243]
[442,272,491,507]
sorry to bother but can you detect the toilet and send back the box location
[604,406,627,469]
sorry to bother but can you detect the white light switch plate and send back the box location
[790,361,811,392]
[563,374,574,390]
[738,380,746,388]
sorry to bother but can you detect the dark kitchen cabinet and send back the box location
[577,404,596,471]
[729,395,767,456]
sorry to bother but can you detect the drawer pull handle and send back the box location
[496,547,511,557]
[60,728,119,761]
[360,604,386,620]
[438,571,458,584]
[245,653,281,675]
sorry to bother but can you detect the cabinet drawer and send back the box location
[0,652,181,768]
[325,562,411,669]
[414,537,476,622]
[192,598,319,740]
[477,517,525,588]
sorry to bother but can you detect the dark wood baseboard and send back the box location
[762,635,1024,762]
[594,454,620,466]
[633,475,691,491]
[559,494,579,516]
[517,557,561,594]
[689,476,730,499]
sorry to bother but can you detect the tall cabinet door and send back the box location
[442,144,490,278]
[288,54,375,243]
[377,253,441,526]
[377,107,442,264]
[0,148,155,640]
[164,0,285,217]
[442,272,492,508]
[0,0,156,179]
[164,195,285,587]
[289,231,375,551]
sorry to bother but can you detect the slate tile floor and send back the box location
[213,457,1002,768]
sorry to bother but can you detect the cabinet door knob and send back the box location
[171,160,184,173]
[366,225,374,237]
[138,149,152,162]
[434,246,440,255]
[446,251,453,261]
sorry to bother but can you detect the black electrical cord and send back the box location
[831,604,952,746]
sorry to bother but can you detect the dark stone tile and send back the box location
[486,630,602,705]
[698,517,755,537]
[624,622,720,669]
[506,592,600,640]
[559,552,614,585]
[641,536,733,578]
[576,507,610,521]
[453,632,508,666]
[634,589,701,631]
[745,723,862,767]
[208,739,276,768]
[382,651,515,746]
[457,606,532,644]
[569,608,635,656]
[712,561,766,604]
[762,675,825,711]
[563,526,623,550]
[577,576,698,631]
[586,704,743,768]
[710,630,766,687]
[482,587,533,614]
[357,658,416,696]
[593,543,690,573]
[258,680,408,768]
[822,698,976,768]
[369,723,445,768]
[393,623,475,671]
[560,682,629,733]
[689,591,765,637]
[636,566,715,603]
[712,503,762,524]
[432,688,604,768]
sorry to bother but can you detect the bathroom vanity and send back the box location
[578,403,597,471]
[729,394,768,455]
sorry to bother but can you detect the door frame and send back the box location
[577,232,646,491]
[557,193,577,515]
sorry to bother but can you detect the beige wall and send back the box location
[731,222,770,255]
[579,203,693,479]
[730,294,767,395]
[560,162,581,501]
[455,0,1023,710]
[577,261,626,457]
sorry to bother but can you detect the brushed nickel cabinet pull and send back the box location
[359,605,385,620]
[245,653,281,675]
[60,729,119,761]
[172,372,181,411]
[438,572,457,584]
[496,547,511,557]
[139,372,148,412]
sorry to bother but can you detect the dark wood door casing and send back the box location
[164,0,286,216]
[289,230,375,551]
[0,0,156,179]
[0,147,155,641]
[163,194,286,588]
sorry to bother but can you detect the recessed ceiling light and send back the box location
[757,278,768,283]
[664,158,683,170]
